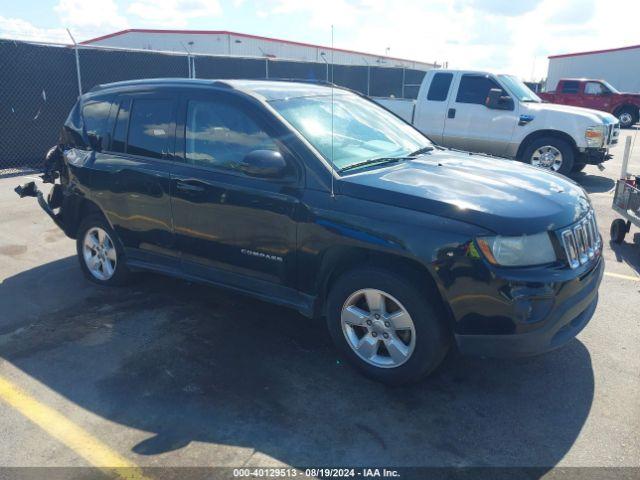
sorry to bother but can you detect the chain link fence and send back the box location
[0,38,428,172]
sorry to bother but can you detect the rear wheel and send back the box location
[76,215,131,286]
[326,267,449,385]
[523,136,575,175]
[610,218,628,244]
[616,107,638,129]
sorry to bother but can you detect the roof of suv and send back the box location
[90,78,340,101]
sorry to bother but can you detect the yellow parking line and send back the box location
[0,375,150,480]
[604,271,640,281]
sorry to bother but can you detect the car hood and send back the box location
[338,151,592,236]
[527,101,618,124]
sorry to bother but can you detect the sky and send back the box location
[1,0,639,80]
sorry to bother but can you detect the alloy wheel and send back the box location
[83,227,117,281]
[340,288,416,368]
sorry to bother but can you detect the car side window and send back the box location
[82,98,114,150]
[561,81,580,94]
[427,73,453,101]
[585,82,606,95]
[126,99,174,159]
[456,75,504,104]
[185,99,278,171]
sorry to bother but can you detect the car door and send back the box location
[442,74,518,156]
[413,72,454,144]
[170,91,301,290]
[556,80,580,107]
[91,91,178,265]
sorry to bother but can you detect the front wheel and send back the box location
[326,267,449,385]
[76,215,131,286]
[616,107,638,129]
[522,136,575,176]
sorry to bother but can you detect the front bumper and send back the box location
[455,256,603,358]
[579,147,613,165]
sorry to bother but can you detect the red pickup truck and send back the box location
[540,79,640,128]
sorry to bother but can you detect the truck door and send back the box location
[442,74,518,156]
[555,80,581,106]
[583,81,612,112]
[412,72,454,144]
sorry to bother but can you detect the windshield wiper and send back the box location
[408,146,435,157]
[338,157,403,173]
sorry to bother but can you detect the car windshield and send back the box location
[269,92,431,172]
[498,74,542,103]
[600,80,620,94]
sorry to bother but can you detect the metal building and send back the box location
[547,44,640,93]
[80,29,436,71]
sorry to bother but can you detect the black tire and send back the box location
[76,214,131,286]
[610,218,628,244]
[522,136,575,176]
[571,163,587,173]
[326,266,449,385]
[616,107,638,129]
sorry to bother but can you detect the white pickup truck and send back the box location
[375,69,620,175]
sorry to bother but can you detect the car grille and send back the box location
[560,211,601,269]
[607,124,620,146]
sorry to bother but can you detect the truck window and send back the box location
[585,82,607,95]
[456,75,503,105]
[427,73,453,101]
[561,81,580,94]
[127,99,174,159]
[185,99,277,171]
[82,98,114,150]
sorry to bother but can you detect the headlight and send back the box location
[585,125,605,147]
[476,232,556,267]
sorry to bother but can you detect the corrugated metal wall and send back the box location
[547,48,640,93]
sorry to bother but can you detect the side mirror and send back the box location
[485,88,514,110]
[240,150,287,178]
[86,132,102,151]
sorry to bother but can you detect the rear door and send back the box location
[170,90,301,289]
[413,71,454,144]
[92,91,178,265]
[442,74,518,156]
[555,80,581,106]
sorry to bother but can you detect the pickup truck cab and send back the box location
[16,79,603,384]
[540,78,640,129]
[377,69,619,175]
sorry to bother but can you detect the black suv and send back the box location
[17,79,603,384]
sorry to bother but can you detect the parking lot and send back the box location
[1,132,639,478]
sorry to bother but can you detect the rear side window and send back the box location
[427,73,453,101]
[456,75,503,104]
[82,99,114,150]
[127,99,174,159]
[561,81,580,94]
[185,99,277,171]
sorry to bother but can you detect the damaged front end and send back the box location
[15,145,66,230]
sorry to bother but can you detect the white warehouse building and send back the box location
[547,44,640,93]
[80,29,436,71]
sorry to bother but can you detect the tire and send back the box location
[616,107,638,129]
[522,136,575,176]
[76,214,131,286]
[326,266,449,385]
[571,163,587,173]
[610,218,628,244]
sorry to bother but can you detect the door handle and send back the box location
[447,108,456,119]
[176,181,205,193]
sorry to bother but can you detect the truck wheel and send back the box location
[523,136,575,175]
[326,267,449,385]
[616,107,638,129]
[76,215,131,286]
[610,219,628,244]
